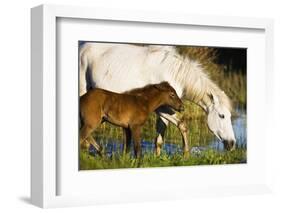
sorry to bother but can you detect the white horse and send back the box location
[79,43,236,156]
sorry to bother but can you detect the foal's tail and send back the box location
[79,111,82,129]
[79,104,85,129]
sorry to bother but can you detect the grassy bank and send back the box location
[79,148,246,170]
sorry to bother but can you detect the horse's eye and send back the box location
[219,114,225,119]
[170,93,175,98]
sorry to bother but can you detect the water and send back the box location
[89,110,247,156]
[89,139,182,157]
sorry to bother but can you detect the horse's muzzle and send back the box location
[223,140,236,151]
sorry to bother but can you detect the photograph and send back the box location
[26,2,278,210]
[78,42,247,170]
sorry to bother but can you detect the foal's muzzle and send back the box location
[178,105,184,112]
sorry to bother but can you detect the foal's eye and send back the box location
[219,114,225,119]
[170,93,176,98]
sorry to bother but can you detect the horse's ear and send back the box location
[208,92,219,106]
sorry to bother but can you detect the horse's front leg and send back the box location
[155,116,169,156]
[177,117,189,158]
[157,110,190,158]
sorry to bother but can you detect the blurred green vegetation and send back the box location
[177,46,247,108]
[80,148,246,170]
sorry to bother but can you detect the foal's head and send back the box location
[153,82,184,112]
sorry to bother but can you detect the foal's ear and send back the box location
[154,81,171,90]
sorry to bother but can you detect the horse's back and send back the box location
[79,42,182,95]
[80,43,145,60]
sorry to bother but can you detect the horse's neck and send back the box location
[198,96,213,112]
[168,59,216,113]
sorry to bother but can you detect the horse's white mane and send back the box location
[157,46,232,111]
[147,45,177,53]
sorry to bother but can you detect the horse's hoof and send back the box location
[183,151,190,159]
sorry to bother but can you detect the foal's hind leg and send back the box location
[80,122,103,155]
[80,125,93,150]
[88,135,103,156]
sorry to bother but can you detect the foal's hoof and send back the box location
[96,149,104,157]
[80,142,90,151]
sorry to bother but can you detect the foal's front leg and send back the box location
[122,127,131,155]
[130,126,141,158]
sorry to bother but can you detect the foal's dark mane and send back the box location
[125,84,156,95]
[124,81,170,97]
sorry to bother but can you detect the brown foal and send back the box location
[79,81,184,158]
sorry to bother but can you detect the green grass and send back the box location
[79,148,247,170]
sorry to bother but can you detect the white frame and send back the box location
[31,4,274,208]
